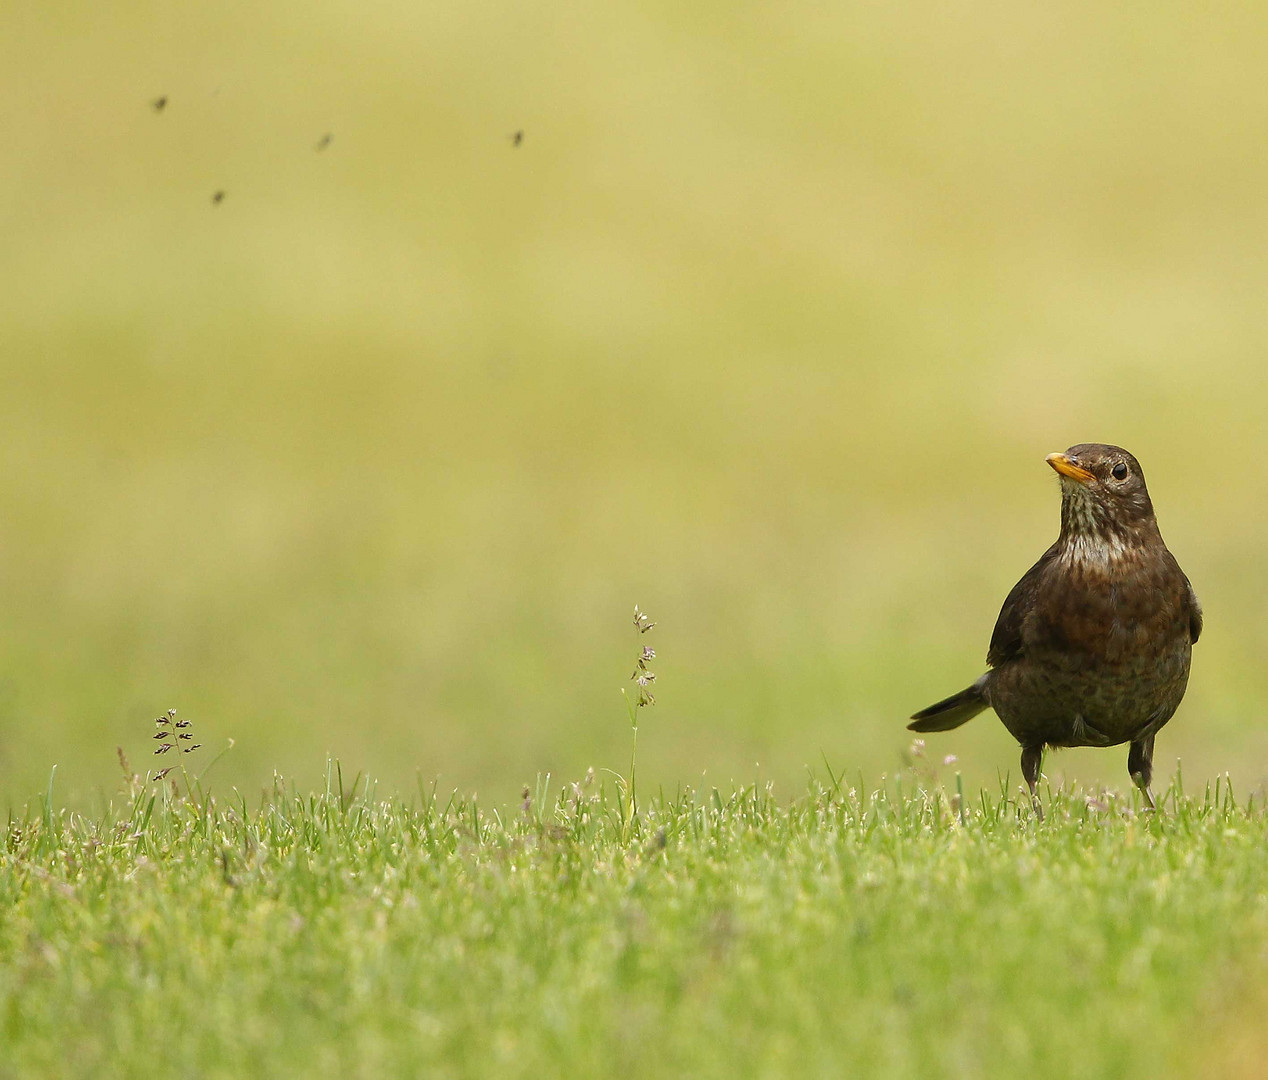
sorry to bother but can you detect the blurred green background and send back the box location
[2,1,1267,808]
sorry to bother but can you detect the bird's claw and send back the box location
[1131,772,1158,813]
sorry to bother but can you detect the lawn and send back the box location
[2,757,1263,1079]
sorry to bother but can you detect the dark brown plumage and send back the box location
[909,443,1201,818]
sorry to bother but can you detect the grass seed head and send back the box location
[629,607,658,708]
[151,709,202,782]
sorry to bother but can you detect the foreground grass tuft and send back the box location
[1,767,1265,1079]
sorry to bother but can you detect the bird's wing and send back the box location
[1163,549,1203,644]
[1185,576,1203,644]
[986,543,1059,668]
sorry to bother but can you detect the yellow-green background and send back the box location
[2,1,1266,807]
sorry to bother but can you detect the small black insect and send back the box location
[315,132,333,152]
[511,129,524,147]
[152,96,168,113]
[211,190,225,205]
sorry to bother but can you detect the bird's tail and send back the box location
[908,675,990,733]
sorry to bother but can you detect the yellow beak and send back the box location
[1046,452,1095,484]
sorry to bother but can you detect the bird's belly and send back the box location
[988,638,1192,748]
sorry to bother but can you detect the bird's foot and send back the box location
[1131,772,1157,813]
[1028,790,1045,822]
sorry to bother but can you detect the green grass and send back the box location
[2,761,1264,1078]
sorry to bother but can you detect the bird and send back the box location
[908,443,1201,819]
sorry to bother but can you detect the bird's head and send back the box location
[1046,443,1158,540]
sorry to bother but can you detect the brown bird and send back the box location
[909,444,1201,818]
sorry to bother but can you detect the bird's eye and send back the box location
[1111,462,1128,480]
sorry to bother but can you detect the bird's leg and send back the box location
[1128,734,1157,813]
[1020,745,1044,822]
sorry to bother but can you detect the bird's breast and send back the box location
[1030,542,1189,665]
